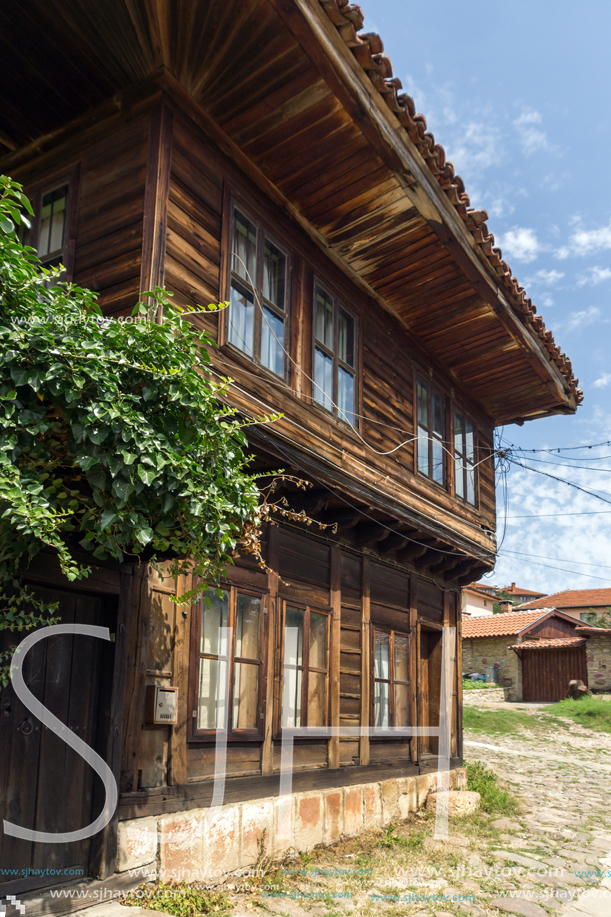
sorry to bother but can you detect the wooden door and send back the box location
[419,630,442,755]
[521,647,588,702]
[0,586,115,892]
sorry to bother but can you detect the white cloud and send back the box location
[513,109,554,156]
[445,121,502,174]
[496,227,541,263]
[525,269,565,285]
[557,219,611,259]
[540,293,555,308]
[593,373,611,389]
[564,306,601,332]
[577,266,611,287]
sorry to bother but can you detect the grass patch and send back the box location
[123,883,231,917]
[463,679,498,690]
[463,705,537,735]
[546,696,611,733]
[465,759,520,815]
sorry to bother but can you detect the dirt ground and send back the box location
[220,693,611,917]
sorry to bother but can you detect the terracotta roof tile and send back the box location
[575,626,611,634]
[462,610,553,638]
[508,637,586,650]
[502,584,547,597]
[518,589,611,610]
[319,0,582,405]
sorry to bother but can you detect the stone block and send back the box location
[116,816,158,872]
[295,794,323,850]
[454,767,468,789]
[240,800,274,866]
[415,773,432,808]
[397,776,416,819]
[203,805,239,876]
[158,811,203,882]
[426,790,481,817]
[273,795,295,856]
[363,782,382,829]
[380,778,400,825]
[344,786,363,836]
[323,790,343,844]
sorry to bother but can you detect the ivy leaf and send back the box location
[137,466,157,486]
[100,511,119,530]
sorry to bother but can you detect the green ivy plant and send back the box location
[0,175,274,680]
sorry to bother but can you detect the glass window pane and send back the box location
[309,612,327,670]
[229,281,254,356]
[395,684,410,727]
[454,411,463,455]
[314,347,333,411]
[374,681,390,728]
[233,662,259,730]
[338,308,354,367]
[432,437,444,485]
[432,392,443,436]
[394,635,409,683]
[374,631,390,680]
[455,458,464,498]
[315,286,334,348]
[466,463,475,505]
[263,238,286,309]
[284,606,304,667]
[337,366,355,426]
[417,381,428,427]
[200,588,229,655]
[417,426,430,476]
[232,210,257,282]
[307,671,327,727]
[260,306,284,376]
[282,667,302,728]
[39,186,68,258]
[235,593,260,660]
[465,419,475,461]
[198,657,228,730]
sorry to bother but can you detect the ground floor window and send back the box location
[281,603,330,728]
[372,628,410,728]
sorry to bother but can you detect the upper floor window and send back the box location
[313,281,356,427]
[193,586,264,737]
[228,205,288,378]
[281,603,330,728]
[373,628,410,728]
[454,411,476,505]
[21,177,76,284]
[416,378,445,486]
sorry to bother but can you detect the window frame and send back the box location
[278,600,331,734]
[21,166,80,283]
[453,408,478,507]
[223,197,291,381]
[415,375,446,489]
[311,277,359,429]
[189,583,267,743]
[370,626,411,733]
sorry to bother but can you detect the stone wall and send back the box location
[462,637,522,701]
[586,633,611,692]
[116,767,467,881]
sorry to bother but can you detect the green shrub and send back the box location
[123,883,230,917]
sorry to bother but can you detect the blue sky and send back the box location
[365,1,611,593]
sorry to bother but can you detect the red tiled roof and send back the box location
[575,626,611,634]
[462,610,553,638]
[319,0,582,405]
[502,584,547,597]
[508,637,586,650]
[518,589,611,610]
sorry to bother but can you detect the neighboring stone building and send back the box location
[462,609,611,701]
[518,588,611,622]
[501,583,547,606]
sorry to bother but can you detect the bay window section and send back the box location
[454,411,476,506]
[373,629,410,730]
[282,604,330,729]
[313,281,357,427]
[416,378,445,487]
[194,586,263,736]
[227,204,288,377]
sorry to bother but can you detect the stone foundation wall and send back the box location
[462,637,522,700]
[586,634,611,692]
[117,767,467,881]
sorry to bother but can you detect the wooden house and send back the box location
[0,0,581,891]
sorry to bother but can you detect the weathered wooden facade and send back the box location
[0,0,581,889]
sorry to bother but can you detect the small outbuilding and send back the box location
[463,610,611,702]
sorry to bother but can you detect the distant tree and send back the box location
[493,588,512,614]
[584,606,611,628]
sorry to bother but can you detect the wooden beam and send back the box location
[354,521,390,547]
[262,523,279,775]
[360,555,371,766]
[378,532,409,553]
[328,545,342,769]
[168,573,188,786]
[140,99,173,307]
